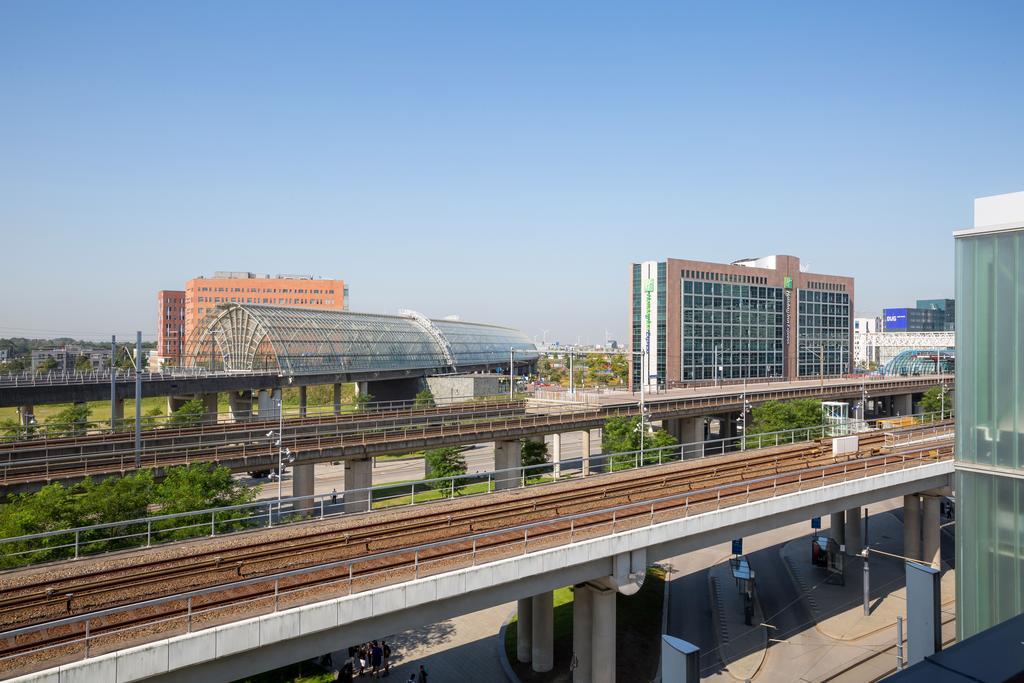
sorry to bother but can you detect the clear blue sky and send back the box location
[2,2,1022,344]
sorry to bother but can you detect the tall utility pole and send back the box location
[568,347,575,396]
[509,347,515,401]
[819,343,825,387]
[110,335,116,430]
[134,331,142,467]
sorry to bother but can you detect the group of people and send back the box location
[335,641,390,680]
[331,640,428,682]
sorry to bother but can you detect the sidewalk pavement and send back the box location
[781,511,955,641]
[330,601,512,681]
[709,558,767,681]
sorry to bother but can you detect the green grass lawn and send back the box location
[0,383,365,429]
[505,567,666,682]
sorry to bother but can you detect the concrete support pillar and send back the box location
[903,494,922,561]
[551,433,562,479]
[517,598,533,663]
[110,399,124,429]
[679,417,705,459]
[200,393,218,425]
[298,386,307,418]
[572,584,594,683]
[228,390,253,422]
[257,388,282,419]
[17,405,34,428]
[845,507,863,555]
[591,585,616,683]
[531,591,554,673]
[922,495,942,568]
[332,384,342,416]
[292,462,315,513]
[830,511,846,545]
[580,430,592,477]
[894,393,913,417]
[343,458,372,514]
[662,418,682,441]
[167,395,188,415]
[494,440,522,490]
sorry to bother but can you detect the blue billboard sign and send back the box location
[884,308,908,331]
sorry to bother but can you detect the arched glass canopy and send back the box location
[183,304,537,375]
[880,348,955,376]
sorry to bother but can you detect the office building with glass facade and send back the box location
[955,190,1024,639]
[630,255,854,388]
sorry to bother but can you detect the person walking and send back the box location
[370,641,383,678]
[381,640,391,677]
[417,665,428,683]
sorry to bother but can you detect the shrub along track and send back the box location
[0,427,952,677]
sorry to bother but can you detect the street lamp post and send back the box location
[568,347,575,396]
[268,398,292,510]
[632,349,648,461]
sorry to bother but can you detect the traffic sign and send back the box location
[731,538,743,556]
[811,517,821,529]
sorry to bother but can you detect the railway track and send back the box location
[0,398,530,460]
[1,377,950,490]
[0,426,954,677]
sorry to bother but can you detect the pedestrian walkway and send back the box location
[708,558,767,680]
[780,511,955,641]
[331,602,512,681]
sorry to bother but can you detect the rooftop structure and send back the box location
[183,303,537,375]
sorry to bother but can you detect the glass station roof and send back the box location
[880,348,955,376]
[184,304,537,375]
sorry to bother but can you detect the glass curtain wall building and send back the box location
[630,255,854,388]
[955,190,1024,639]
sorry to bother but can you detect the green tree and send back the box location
[601,416,678,470]
[745,399,823,447]
[520,439,550,476]
[154,463,254,513]
[424,447,467,487]
[74,355,93,373]
[46,403,94,437]
[917,386,952,421]
[168,399,205,427]
[35,357,58,374]
[0,418,34,439]
[414,388,435,408]
[353,392,374,411]
[76,472,155,527]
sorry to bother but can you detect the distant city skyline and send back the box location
[3,3,1017,344]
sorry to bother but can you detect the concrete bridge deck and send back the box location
[0,376,947,493]
[0,441,953,683]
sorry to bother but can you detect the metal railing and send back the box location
[0,394,527,445]
[0,419,953,568]
[0,442,953,674]
[0,381,951,482]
